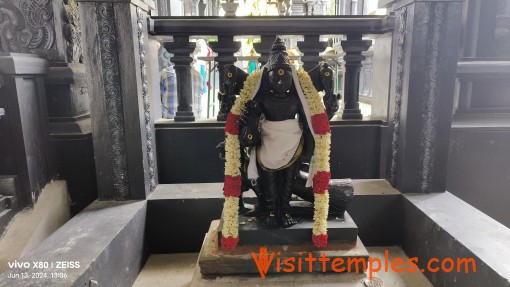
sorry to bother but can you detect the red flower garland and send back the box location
[313,171,331,195]
[221,236,240,251]
[312,234,328,248]
[311,113,330,135]
[224,175,242,197]
[225,112,240,135]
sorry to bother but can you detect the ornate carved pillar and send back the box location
[77,0,158,200]
[253,35,276,66]
[382,0,464,193]
[340,34,372,119]
[0,0,97,213]
[0,53,51,208]
[209,35,241,121]
[164,36,196,121]
[297,35,328,72]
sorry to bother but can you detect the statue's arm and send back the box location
[238,96,262,147]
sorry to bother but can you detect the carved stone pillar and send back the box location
[253,35,276,66]
[382,0,464,193]
[77,0,158,200]
[210,35,241,121]
[164,36,196,121]
[340,34,372,119]
[0,53,51,208]
[0,0,96,213]
[297,35,328,72]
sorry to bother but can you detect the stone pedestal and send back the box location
[219,212,358,246]
[199,220,369,276]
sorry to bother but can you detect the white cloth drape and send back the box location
[246,65,316,188]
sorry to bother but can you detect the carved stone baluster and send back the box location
[297,35,329,72]
[164,36,197,121]
[340,34,372,120]
[253,35,276,66]
[209,35,241,121]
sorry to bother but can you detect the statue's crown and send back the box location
[267,37,291,72]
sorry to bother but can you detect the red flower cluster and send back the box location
[221,235,240,250]
[225,112,240,135]
[224,175,241,197]
[313,171,331,194]
[311,113,330,135]
[312,234,328,248]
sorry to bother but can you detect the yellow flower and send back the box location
[224,134,241,176]
[297,68,331,238]
[222,70,263,244]
[222,197,239,237]
[313,134,331,172]
[312,193,329,235]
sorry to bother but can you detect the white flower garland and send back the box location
[297,69,331,247]
[221,68,331,250]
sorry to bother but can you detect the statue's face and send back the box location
[269,68,292,94]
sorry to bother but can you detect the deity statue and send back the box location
[219,37,350,250]
[240,38,310,228]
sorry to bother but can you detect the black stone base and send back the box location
[146,181,400,253]
[202,220,369,275]
[174,111,195,122]
[341,109,363,119]
[218,209,358,246]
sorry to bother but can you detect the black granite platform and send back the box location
[201,220,369,276]
[146,180,402,253]
[218,208,358,246]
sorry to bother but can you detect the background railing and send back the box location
[149,15,394,121]
[194,54,348,119]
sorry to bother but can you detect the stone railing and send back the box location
[149,15,395,121]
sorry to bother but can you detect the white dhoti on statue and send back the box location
[247,119,302,180]
[245,64,318,187]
